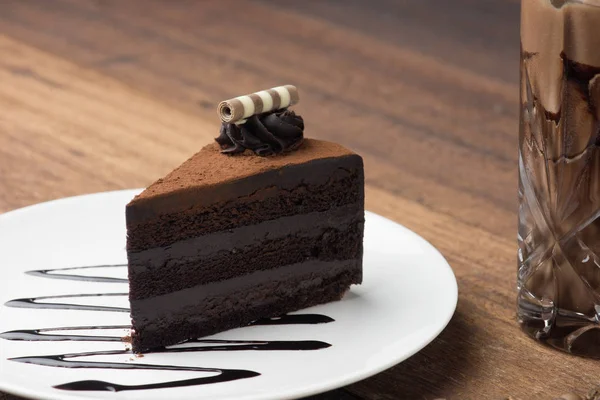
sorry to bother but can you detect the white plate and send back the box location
[0,189,457,400]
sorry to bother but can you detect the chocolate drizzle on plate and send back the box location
[251,313,334,325]
[26,264,128,283]
[1,263,335,392]
[11,350,260,392]
[10,339,330,391]
[0,319,333,342]
[54,370,260,392]
[5,293,129,313]
[0,325,129,342]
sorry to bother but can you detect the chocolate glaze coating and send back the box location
[216,109,304,156]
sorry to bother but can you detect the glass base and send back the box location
[518,293,600,357]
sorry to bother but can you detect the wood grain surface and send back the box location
[0,0,598,399]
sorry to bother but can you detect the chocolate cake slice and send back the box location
[126,86,364,352]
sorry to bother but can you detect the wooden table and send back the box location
[1,1,599,399]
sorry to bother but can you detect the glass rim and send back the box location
[558,0,600,7]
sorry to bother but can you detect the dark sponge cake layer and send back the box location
[130,259,361,352]
[127,166,361,252]
[128,205,363,300]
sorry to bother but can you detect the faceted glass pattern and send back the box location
[518,0,600,356]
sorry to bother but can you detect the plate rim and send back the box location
[0,189,458,400]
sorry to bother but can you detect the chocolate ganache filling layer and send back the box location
[216,109,304,156]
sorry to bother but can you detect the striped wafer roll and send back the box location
[218,85,299,124]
